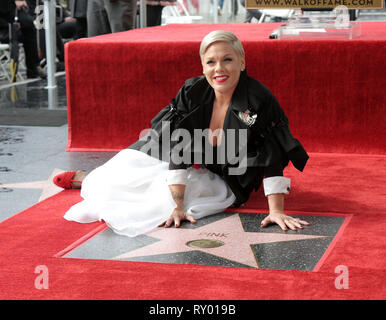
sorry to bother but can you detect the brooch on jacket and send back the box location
[238,109,257,127]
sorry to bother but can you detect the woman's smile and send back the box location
[213,75,229,83]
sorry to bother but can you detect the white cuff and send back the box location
[263,176,291,196]
[166,169,187,185]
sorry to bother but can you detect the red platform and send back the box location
[65,22,386,154]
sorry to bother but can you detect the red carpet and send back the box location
[0,153,385,299]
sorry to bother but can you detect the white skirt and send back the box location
[64,149,236,237]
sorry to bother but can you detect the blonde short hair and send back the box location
[199,30,245,59]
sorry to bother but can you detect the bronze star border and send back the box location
[62,211,349,271]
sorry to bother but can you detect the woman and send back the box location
[56,30,310,237]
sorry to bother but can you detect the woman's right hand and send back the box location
[161,208,197,228]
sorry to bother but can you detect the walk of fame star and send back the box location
[113,213,329,269]
[1,168,64,202]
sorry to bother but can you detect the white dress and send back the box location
[64,149,236,237]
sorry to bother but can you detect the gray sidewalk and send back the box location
[0,73,116,222]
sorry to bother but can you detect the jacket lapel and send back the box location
[178,71,255,169]
[223,71,253,166]
[179,76,214,131]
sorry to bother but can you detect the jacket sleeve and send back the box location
[127,77,201,174]
[260,94,309,172]
[168,80,194,171]
[128,82,189,162]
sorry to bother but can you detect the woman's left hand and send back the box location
[261,212,310,231]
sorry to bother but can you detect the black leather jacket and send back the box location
[130,70,309,205]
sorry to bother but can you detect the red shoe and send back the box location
[53,171,82,189]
